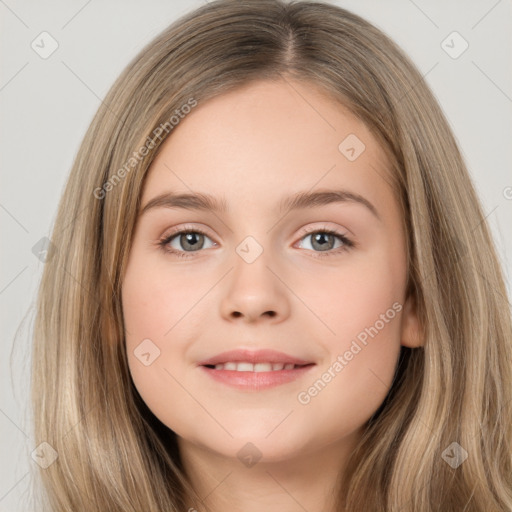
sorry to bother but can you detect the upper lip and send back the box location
[197,349,314,367]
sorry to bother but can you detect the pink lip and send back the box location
[199,364,315,391]
[197,348,316,391]
[197,348,313,367]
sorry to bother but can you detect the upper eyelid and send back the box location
[162,224,215,241]
[161,222,350,236]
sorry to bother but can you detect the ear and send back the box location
[400,293,423,348]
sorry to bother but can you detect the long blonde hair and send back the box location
[31,0,512,510]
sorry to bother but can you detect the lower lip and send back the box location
[199,364,315,391]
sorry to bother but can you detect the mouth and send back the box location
[197,348,314,367]
[203,362,314,372]
[197,349,316,390]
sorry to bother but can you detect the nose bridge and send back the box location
[235,233,267,266]
[230,232,275,291]
[219,231,289,322]
[225,200,276,263]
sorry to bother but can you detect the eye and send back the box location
[157,226,216,258]
[156,224,355,259]
[295,225,354,258]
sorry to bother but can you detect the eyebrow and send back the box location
[140,188,381,220]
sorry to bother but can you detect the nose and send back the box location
[219,250,290,324]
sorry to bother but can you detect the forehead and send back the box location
[141,79,395,216]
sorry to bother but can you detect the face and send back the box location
[121,78,421,464]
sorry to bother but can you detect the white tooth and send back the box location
[236,362,254,372]
[214,362,296,372]
[254,363,272,372]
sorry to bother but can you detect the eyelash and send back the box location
[157,225,355,259]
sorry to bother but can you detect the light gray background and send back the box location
[1,1,511,510]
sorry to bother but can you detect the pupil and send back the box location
[182,232,202,250]
[313,233,333,251]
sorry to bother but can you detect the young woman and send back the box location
[31,1,512,510]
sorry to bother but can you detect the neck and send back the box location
[177,430,362,512]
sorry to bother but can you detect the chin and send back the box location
[193,428,313,465]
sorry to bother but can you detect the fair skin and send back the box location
[121,78,422,512]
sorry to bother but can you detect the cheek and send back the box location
[121,251,209,430]
[300,245,405,349]
[292,283,403,446]
[296,244,406,422]
[122,252,209,341]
